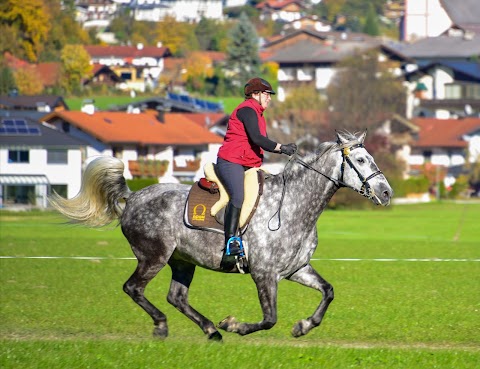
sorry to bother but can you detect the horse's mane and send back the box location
[309,130,361,163]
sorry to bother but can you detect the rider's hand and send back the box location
[280,143,297,156]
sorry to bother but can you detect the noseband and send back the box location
[338,143,383,198]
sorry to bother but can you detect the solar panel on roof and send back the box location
[0,118,41,136]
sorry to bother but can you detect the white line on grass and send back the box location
[1,256,479,262]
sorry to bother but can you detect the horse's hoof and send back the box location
[217,316,238,332]
[291,319,309,338]
[208,331,223,342]
[153,325,168,339]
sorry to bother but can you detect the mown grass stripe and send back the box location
[1,256,479,262]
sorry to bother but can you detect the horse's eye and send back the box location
[357,158,365,164]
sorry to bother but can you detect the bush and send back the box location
[390,176,430,197]
[126,178,158,192]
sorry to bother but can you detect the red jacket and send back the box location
[218,99,267,167]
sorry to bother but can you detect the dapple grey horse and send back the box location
[49,130,393,341]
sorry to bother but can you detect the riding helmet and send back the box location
[244,77,276,97]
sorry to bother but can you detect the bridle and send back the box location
[295,142,383,198]
[268,141,383,231]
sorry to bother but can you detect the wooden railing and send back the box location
[173,159,201,172]
[128,160,168,178]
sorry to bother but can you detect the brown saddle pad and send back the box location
[184,171,265,233]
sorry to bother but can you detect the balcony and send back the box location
[173,159,201,172]
[128,159,168,178]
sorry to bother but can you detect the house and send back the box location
[395,10,480,119]
[84,44,172,92]
[262,29,411,101]
[0,111,88,208]
[76,0,118,28]
[401,0,480,41]
[0,95,69,113]
[282,15,332,33]
[408,117,480,188]
[41,110,224,183]
[404,61,480,119]
[130,0,223,23]
[83,64,125,88]
[256,0,306,24]
[3,52,61,92]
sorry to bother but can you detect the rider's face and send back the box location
[253,91,272,109]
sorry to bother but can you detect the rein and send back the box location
[268,142,383,231]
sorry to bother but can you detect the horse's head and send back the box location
[335,130,393,206]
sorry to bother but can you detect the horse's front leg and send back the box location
[218,274,278,335]
[287,263,334,337]
[167,260,223,341]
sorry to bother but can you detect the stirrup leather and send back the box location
[225,236,244,257]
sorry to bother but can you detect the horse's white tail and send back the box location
[49,156,131,228]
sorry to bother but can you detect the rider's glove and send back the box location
[280,143,297,156]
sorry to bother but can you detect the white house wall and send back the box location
[315,67,336,90]
[404,0,451,41]
[0,147,84,202]
[133,0,223,22]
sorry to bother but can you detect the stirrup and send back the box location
[225,236,244,257]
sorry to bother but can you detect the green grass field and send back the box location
[65,95,242,113]
[1,203,479,368]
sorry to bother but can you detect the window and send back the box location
[47,149,68,164]
[8,150,29,163]
[423,150,432,163]
[51,184,67,198]
[445,82,480,99]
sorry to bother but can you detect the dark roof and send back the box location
[267,39,379,64]
[395,35,480,59]
[0,95,69,111]
[405,60,480,82]
[0,112,88,147]
[440,0,480,28]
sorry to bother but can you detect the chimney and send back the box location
[81,99,95,115]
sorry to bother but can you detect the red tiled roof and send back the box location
[412,117,480,148]
[183,113,228,128]
[43,111,223,145]
[35,62,61,87]
[84,45,171,59]
[256,0,303,10]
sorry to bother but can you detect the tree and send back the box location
[0,0,51,62]
[60,44,92,95]
[182,52,214,93]
[226,12,261,92]
[0,65,16,94]
[154,16,198,56]
[327,49,406,133]
[13,66,43,95]
[363,3,380,36]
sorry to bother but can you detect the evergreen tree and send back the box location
[363,3,380,36]
[0,66,16,95]
[226,12,261,92]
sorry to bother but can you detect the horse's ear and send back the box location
[358,129,367,144]
[336,130,348,144]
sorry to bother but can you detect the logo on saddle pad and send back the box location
[192,204,206,221]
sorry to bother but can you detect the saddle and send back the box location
[184,162,266,233]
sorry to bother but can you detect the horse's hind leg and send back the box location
[167,260,223,341]
[123,259,169,338]
[287,263,334,337]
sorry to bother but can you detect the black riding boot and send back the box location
[223,202,242,256]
